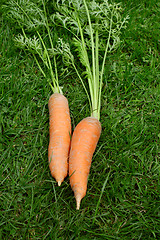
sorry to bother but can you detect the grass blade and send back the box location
[93,170,110,225]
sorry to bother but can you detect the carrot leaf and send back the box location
[53,0,129,119]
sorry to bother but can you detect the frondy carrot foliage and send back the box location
[52,0,129,119]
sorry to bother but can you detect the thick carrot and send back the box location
[69,117,101,209]
[48,93,71,186]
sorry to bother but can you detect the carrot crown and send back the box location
[53,0,129,119]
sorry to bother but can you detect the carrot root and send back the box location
[75,194,82,210]
[58,181,62,187]
[69,117,101,209]
[48,93,71,185]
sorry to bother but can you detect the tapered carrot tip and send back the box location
[58,181,62,186]
[76,195,82,210]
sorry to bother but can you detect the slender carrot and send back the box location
[5,1,73,186]
[48,93,71,186]
[69,117,101,209]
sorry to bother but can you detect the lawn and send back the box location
[0,0,160,239]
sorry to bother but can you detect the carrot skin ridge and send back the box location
[48,93,71,185]
[69,117,101,209]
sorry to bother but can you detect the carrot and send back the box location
[48,93,71,186]
[69,117,101,209]
[52,0,128,208]
[6,1,72,186]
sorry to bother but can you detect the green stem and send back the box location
[98,13,113,119]
[72,61,92,112]
[36,31,57,91]
[42,0,60,92]
[75,11,94,113]
[83,0,99,119]
[95,27,99,119]
[83,0,96,87]
[33,54,46,77]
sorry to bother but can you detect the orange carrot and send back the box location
[48,93,71,186]
[69,117,101,209]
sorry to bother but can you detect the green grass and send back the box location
[0,0,160,239]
